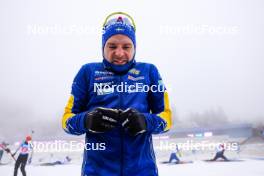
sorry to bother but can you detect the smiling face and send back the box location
[103,34,135,65]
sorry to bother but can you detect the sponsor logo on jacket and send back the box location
[95,76,114,81]
[128,75,145,81]
[94,71,114,76]
[129,68,140,75]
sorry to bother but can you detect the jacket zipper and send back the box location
[118,75,124,176]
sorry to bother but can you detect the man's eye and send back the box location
[123,46,131,49]
[109,46,117,49]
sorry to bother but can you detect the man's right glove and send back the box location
[120,108,147,136]
[84,107,119,133]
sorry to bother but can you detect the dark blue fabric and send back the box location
[102,58,135,74]
[169,153,180,163]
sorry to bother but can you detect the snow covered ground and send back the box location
[1,159,263,176]
[1,135,263,175]
[158,159,264,176]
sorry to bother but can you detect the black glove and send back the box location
[120,108,147,136]
[84,107,119,133]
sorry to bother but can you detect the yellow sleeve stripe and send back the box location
[158,91,172,131]
[62,95,75,130]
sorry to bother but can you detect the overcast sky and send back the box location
[0,0,263,139]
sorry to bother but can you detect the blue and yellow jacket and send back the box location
[62,61,172,176]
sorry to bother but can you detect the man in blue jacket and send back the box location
[62,12,172,176]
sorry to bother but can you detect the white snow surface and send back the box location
[1,159,263,176]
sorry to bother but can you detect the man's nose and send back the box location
[115,47,125,57]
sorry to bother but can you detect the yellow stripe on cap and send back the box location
[62,95,75,130]
[103,12,136,31]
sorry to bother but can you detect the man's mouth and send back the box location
[112,59,128,65]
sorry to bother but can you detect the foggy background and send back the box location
[0,0,263,141]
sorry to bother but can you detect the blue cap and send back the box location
[102,16,136,49]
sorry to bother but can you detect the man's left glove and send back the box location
[84,107,119,133]
[120,108,147,136]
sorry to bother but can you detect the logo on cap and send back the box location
[115,27,125,32]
